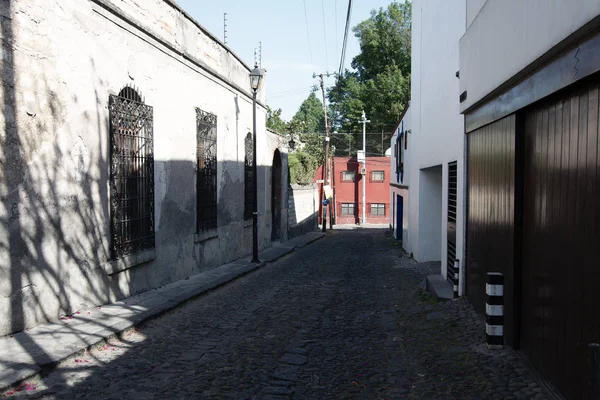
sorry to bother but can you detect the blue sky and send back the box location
[176,0,396,120]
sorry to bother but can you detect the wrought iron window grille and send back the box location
[196,108,218,232]
[109,86,155,259]
[244,132,253,221]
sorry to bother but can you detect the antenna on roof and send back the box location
[259,41,262,67]
[223,13,228,44]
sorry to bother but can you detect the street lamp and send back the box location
[250,65,265,263]
[288,135,296,151]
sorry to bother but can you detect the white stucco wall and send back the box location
[390,106,410,246]
[460,0,600,111]
[466,0,487,28]
[0,0,284,335]
[409,0,465,277]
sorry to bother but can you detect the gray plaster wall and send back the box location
[0,0,287,336]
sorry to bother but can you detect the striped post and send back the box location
[485,272,504,348]
[453,259,460,299]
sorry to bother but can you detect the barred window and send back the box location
[370,203,386,216]
[341,171,355,182]
[371,170,385,181]
[341,203,355,216]
[109,86,155,259]
[196,108,218,232]
[244,132,253,221]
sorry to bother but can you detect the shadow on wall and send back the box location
[0,3,309,390]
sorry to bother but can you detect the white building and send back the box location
[391,0,466,295]
[389,105,410,246]
[0,0,307,336]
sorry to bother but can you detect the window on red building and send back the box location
[371,170,385,181]
[341,203,355,216]
[341,171,355,182]
[370,203,385,216]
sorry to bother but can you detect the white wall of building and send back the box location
[390,106,410,245]
[408,0,466,278]
[0,0,286,336]
[466,0,487,28]
[460,0,600,112]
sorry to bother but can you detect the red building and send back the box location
[315,156,391,225]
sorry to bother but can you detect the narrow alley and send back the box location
[8,230,546,400]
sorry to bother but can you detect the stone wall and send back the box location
[0,0,284,336]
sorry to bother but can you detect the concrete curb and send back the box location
[0,231,325,392]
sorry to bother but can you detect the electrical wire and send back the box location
[321,0,329,71]
[335,0,338,64]
[338,0,353,77]
[302,0,314,67]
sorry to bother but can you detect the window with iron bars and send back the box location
[196,108,218,232]
[108,86,155,259]
[244,132,253,221]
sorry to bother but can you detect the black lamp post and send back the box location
[288,135,296,151]
[250,65,265,263]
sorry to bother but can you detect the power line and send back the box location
[335,0,338,64]
[338,0,353,76]
[321,0,329,71]
[302,0,314,67]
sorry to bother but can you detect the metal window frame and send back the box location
[244,132,253,221]
[108,86,155,259]
[196,108,218,233]
[371,170,385,181]
[369,203,386,216]
[341,170,355,182]
[340,202,355,216]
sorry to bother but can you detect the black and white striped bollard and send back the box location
[485,272,504,348]
[453,259,460,299]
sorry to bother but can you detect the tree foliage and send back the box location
[288,151,318,186]
[266,106,288,134]
[328,1,411,156]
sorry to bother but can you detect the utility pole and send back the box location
[360,111,370,225]
[223,13,228,44]
[313,72,333,231]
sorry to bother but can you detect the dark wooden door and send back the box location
[521,76,600,400]
[466,116,516,341]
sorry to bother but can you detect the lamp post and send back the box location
[250,65,265,263]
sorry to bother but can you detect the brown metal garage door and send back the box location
[521,76,600,400]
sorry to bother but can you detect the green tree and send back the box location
[352,1,411,81]
[288,151,318,185]
[328,1,411,155]
[289,92,325,135]
[266,106,288,134]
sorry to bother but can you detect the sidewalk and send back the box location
[0,232,325,392]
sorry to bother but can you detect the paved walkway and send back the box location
[0,233,325,394]
[1,229,548,399]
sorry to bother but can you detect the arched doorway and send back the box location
[271,149,282,241]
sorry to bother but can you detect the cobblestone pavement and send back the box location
[3,229,548,399]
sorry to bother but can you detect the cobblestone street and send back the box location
[4,229,547,399]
